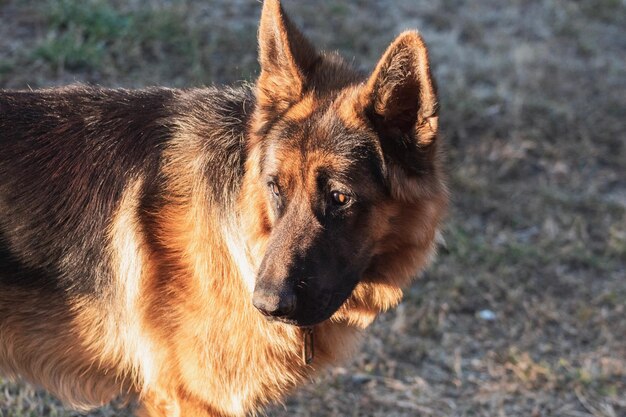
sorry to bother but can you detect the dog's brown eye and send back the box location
[269,182,280,197]
[331,191,350,206]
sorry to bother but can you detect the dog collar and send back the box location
[302,327,314,365]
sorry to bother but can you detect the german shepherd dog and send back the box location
[0,1,447,415]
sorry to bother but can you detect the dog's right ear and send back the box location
[256,0,318,116]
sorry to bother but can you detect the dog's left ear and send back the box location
[359,31,439,177]
[257,0,318,115]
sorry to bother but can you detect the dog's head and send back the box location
[244,0,447,327]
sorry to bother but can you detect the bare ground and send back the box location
[0,0,624,416]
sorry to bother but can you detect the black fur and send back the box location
[0,85,252,295]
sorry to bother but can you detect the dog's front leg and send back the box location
[138,389,230,417]
[136,389,180,417]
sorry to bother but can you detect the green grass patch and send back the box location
[445,223,550,270]
[32,0,198,73]
[33,0,130,70]
[34,31,107,70]
[0,59,14,77]
[579,0,626,23]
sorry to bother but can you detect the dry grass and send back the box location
[1,0,625,416]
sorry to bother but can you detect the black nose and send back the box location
[252,288,296,318]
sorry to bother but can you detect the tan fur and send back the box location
[130,131,322,416]
[71,178,163,400]
[2,178,163,411]
[284,93,317,121]
[0,288,122,409]
[256,0,317,115]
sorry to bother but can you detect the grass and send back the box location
[34,0,132,70]
[29,0,203,81]
[1,0,625,416]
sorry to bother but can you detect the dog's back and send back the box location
[0,86,253,291]
[0,87,170,292]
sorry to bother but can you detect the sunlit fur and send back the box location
[0,1,447,416]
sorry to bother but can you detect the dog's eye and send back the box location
[331,191,350,206]
[268,182,280,197]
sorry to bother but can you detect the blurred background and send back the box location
[0,0,624,416]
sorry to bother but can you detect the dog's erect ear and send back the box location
[360,31,439,176]
[257,0,318,114]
